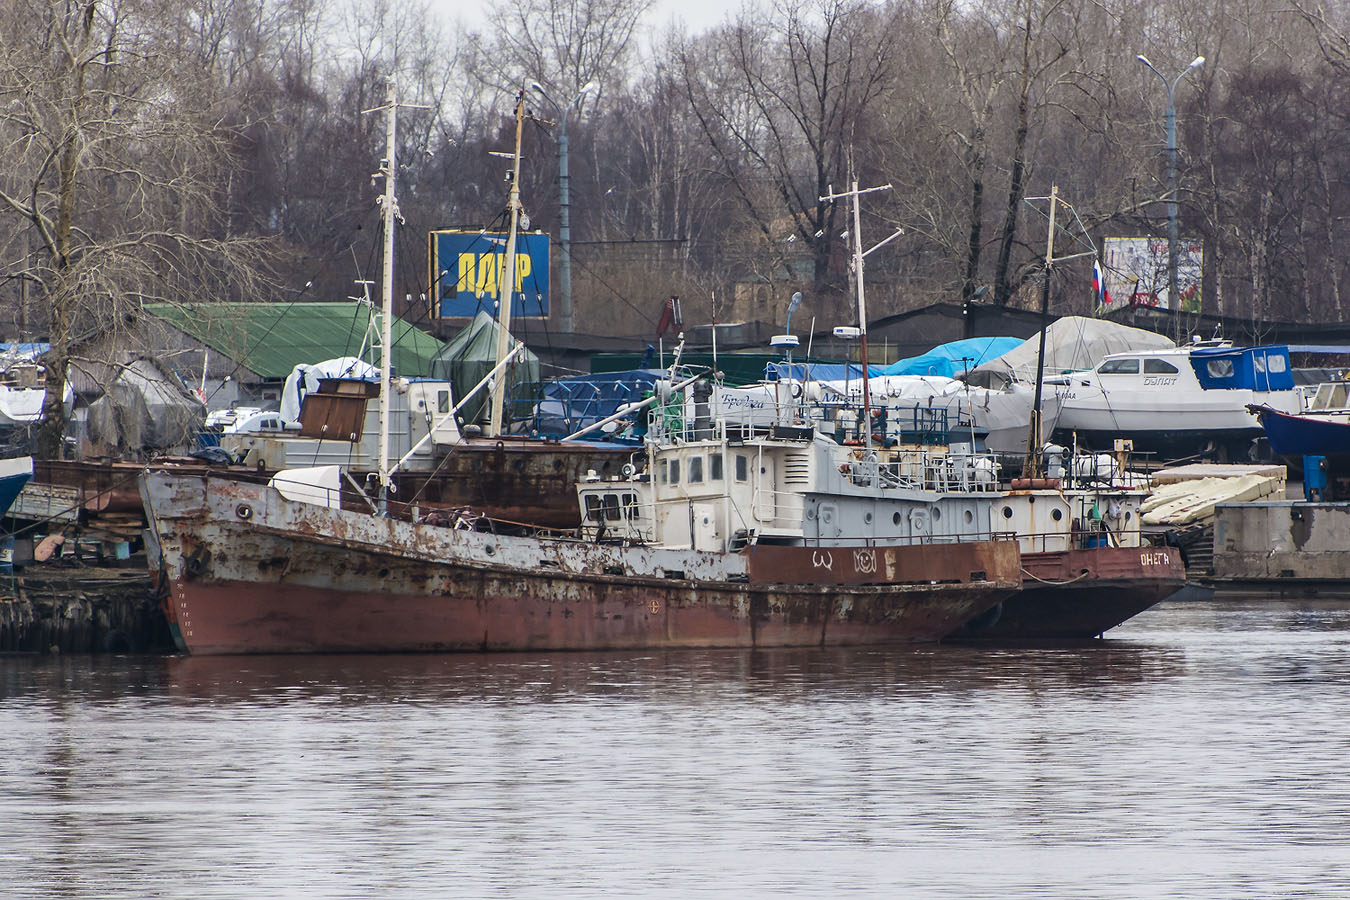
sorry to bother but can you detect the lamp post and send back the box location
[531,80,598,335]
[1137,54,1204,334]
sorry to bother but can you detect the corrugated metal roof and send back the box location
[144,302,447,380]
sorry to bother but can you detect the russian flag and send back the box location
[1092,260,1113,306]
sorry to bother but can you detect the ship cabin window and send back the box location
[669,459,681,485]
[602,493,622,521]
[735,454,749,481]
[622,493,639,520]
[689,456,704,483]
[438,391,451,414]
[1143,359,1179,374]
[1098,358,1140,375]
[1253,353,1287,374]
[1207,359,1234,378]
[584,494,603,521]
[710,453,724,481]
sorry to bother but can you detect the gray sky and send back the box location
[431,0,737,39]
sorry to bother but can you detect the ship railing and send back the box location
[792,528,1019,548]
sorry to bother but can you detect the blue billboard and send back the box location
[431,230,550,318]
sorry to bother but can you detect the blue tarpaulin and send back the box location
[765,362,873,382]
[879,337,1022,378]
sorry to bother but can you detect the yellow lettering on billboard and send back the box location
[516,254,532,290]
[475,253,497,295]
[456,254,476,293]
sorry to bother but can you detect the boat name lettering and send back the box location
[1140,550,1171,566]
[853,549,877,575]
[812,550,834,571]
[1143,377,1178,387]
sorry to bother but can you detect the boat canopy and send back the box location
[527,369,660,438]
[879,337,1022,378]
[1189,345,1294,392]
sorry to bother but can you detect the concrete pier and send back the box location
[1212,501,1350,599]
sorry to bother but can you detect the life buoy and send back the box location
[790,384,803,399]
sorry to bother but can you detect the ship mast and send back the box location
[820,168,902,450]
[377,77,397,495]
[1023,185,1057,480]
[362,77,426,505]
[488,90,527,438]
[1019,185,1097,480]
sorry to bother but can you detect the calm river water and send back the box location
[3,598,1349,899]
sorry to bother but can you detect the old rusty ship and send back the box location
[140,413,1024,654]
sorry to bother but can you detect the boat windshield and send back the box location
[1098,358,1140,375]
[1143,359,1179,374]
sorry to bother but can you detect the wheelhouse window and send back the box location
[689,456,704,483]
[438,391,451,414]
[735,454,748,481]
[1098,358,1140,375]
[622,493,639,520]
[669,459,680,485]
[710,454,724,481]
[602,493,621,521]
[1143,359,1179,374]
[584,494,602,521]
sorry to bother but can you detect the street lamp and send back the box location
[531,80,598,335]
[1137,53,1205,331]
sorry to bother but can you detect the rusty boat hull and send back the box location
[140,471,1022,655]
[951,545,1185,641]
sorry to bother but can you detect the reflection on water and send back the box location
[3,599,1350,899]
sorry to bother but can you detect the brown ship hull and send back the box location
[145,472,1021,655]
[951,545,1186,641]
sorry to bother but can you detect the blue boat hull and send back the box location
[0,456,32,518]
[1248,405,1350,457]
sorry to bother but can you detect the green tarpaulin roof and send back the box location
[144,302,446,379]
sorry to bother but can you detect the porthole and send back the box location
[932,507,942,521]
[964,510,974,525]
[864,512,873,524]
[1051,508,1063,521]
[1002,506,1013,519]
[236,504,253,520]
[893,511,902,526]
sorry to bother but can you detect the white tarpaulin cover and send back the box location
[279,357,378,422]
[966,317,1175,388]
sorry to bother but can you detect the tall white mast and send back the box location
[488,90,526,438]
[377,77,397,493]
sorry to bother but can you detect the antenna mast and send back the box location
[820,168,902,451]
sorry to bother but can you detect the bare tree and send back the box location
[0,0,277,456]
[679,0,898,299]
